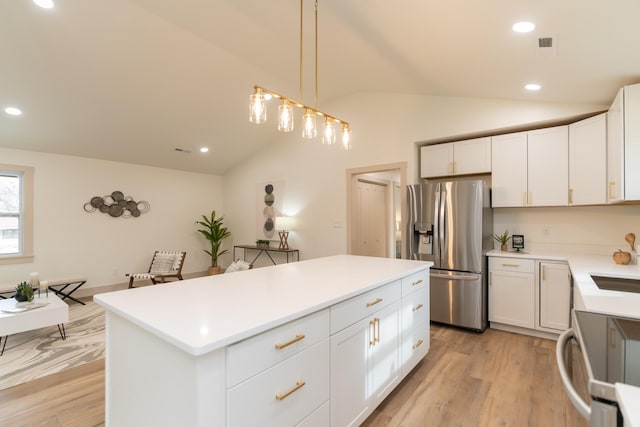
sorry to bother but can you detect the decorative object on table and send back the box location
[276,216,295,250]
[512,234,525,252]
[29,272,40,296]
[256,239,270,248]
[127,251,186,288]
[14,282,34,302]
[492,229,512,251]
[613,249,632,265]
[623,232,637,264]
[39,279,48,297]
[256,180,284,240]
[83,190,150,218]
[196,210,231,275]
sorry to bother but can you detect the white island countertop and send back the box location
[487,250,640,320]
[95,255,430,356]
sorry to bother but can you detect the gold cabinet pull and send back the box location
[369,319,376,346]
[448,161,453,174]
[522,192,527,206]
[366,297,383,307]
[412,279,423,286]
[412,303,424,312]
[501,263,519,268]
[375,317,380,344]
[275,380,306,401]
[275,333,305,350]
[541,265,546,281]
[569,188,573,205]
[609,181,616,199]
[412,339,424,350]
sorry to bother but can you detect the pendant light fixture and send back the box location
[249,0,351,149]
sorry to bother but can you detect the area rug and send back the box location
[0,300,104,391]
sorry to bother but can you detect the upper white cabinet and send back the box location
[569,113,607,205]
[420,137,491,178]
[607,83,640,203]
[491,127,568,207]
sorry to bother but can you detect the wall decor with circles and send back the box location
[256,181,283,240]
[83,191,150,218]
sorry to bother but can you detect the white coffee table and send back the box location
[0,293,69,356]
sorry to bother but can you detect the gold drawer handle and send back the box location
[501,263,519,268]
[412,339,424,350]
[412,279,423,286]
[275,333,305,350]
[412,303,424,312]
[366,297,383,307]
[275,380,306,401]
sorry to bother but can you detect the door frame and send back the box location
[346,162,407,258]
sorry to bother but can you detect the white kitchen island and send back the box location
[95,255,431,427]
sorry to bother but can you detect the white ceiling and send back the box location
[1,0,639,174]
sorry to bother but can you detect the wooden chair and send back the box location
[127,251,186,288]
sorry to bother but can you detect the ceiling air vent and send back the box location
[535,34,558,57]
[174,148,192,154]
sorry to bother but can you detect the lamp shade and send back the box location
[275,216,295,231]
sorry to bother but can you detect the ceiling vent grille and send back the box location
[535,35,558,57]
[174,148,192,154]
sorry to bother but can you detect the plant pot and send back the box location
[15,293,28,302]
[208,266,222,275]
[501,244,508,251]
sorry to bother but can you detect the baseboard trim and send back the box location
[74,271,209,299]
[489,322,560,341]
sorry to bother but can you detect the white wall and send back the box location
[0,148,224,290]
[223,92,607,260]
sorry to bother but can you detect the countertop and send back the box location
[94,254,430,356]
[487,249,640,320]
[617,383,640,427]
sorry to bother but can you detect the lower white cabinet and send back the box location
[400,286,429,376]
[488,258,535,329]
[489,256,571,336]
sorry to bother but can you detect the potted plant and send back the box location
[196,210,232,275]
[493,230,512,251]
[15,282,34,302]
[256,239,270,248]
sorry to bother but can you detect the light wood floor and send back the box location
[0,324,587,427]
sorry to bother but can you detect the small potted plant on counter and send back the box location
[493,230,512,251]
[14,282,34,302]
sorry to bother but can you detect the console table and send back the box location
[233,245,299,265]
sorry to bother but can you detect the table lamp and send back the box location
[276,216,295,250]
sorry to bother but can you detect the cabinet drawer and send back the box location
[296,401,329,427]
[227,309,329,387]
[400,287,430,376]
[489,257,534,273]
[227,339,330,427]
[401,270,428,296]
[330,280,401,334]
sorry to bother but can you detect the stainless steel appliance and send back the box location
[406,180,492,331]
[557,309,640,426]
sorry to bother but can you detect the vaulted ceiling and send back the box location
[1,0,638,174]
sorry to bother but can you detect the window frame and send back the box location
[0,164,34,264]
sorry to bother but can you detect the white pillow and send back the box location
[225,259,251,273]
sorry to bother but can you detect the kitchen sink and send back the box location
[590,275,640,294]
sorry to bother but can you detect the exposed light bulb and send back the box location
[341,125,351,150]
[249,89,266,124]
[322,118,336,145]
[199,147,209,153]
[302,109,317,139]
[278,100,294,132]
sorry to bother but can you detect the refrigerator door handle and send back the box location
[430,273,479,281]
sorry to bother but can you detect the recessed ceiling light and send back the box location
[513,21,535,33]
[33,0,54,9]
[525,83,542,91]
[200,147,209,153]
[4,107,23,116]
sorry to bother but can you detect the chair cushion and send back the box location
[150,253,178,275]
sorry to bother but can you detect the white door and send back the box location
[370,300,401,406]
[453,137,492,175]
[352,179,387,257]
[420,144,453,178]
[539,262,571,331]
[491,132,528,207]
[527,126,569,206]
[607,88,624,203]
[330,317,372,427]
[569,114,607,205]
[489,270,535,328]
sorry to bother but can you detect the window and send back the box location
[0,164,34,264]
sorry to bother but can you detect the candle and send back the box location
[29,272,39,288]
[39,280,48,292]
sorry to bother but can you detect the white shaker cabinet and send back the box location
[538,261,571,331]
[569,113,607,205]
[488,257,535,328]
[527,126,569,206]
[491,127,568,207]
[420,137,491,178]
[607,83,640,202]
[491,132,528,207]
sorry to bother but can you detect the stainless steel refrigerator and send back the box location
[406,180,492,331]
